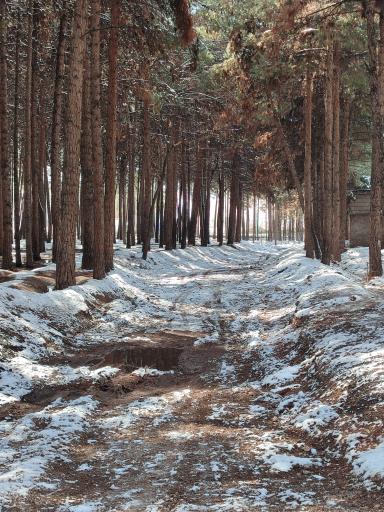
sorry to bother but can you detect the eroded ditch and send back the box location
[14,331,203,411]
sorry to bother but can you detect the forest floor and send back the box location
[1,242,384,511]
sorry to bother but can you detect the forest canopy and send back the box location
[0,0,384,283]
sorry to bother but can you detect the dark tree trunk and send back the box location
[188,143,202,246]
[81,48,94,270]
[31,3,40,261]
[217,171,224,246]
[104,0,120,272]
[51,13,66,263]
[180,142,188,249]
[0,4,13,269]
[13,11,22,267]
[235,181,242,243]
[367,5,383,277]
[304,70,314,259]
[340,96,351,250]
[322,32,334,265]
[141,100,152,259]
[90,0,105,280]
[24,0,34,268]
[127,118,136,248]
[331,41,341,262]
[227,155,240,245]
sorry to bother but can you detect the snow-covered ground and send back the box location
[0,241,384,510]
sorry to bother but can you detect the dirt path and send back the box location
[2,249,382,511]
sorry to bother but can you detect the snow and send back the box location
[262,364,301,386]
[58,500,102,512]
[265,454,319,472]
[0,396,98,506]
[132,367,174,377]
[1,240,384,506]
[348,439,384,485]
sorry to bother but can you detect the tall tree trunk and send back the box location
[56,0,87,289]
[217,171,224,246]
[37,90,47,253]
[118,154,127,241]
[340,95,351,250]
[44,151,52,243]
[141,100,152,259]
[188,142,202,245]
[367,5,383,277]
[24,0,34,268]
[90,0,105,280]
[127,117,136,248]
[164,122,177,251]
[0,3,12,269]
[304,70,314,259]
[322,31,334,265]
[13,10,22,267]
[159,185,164,248]
[81,48,94,270]
[180,141,188,249]
[235,181,242,243]
[31,3,40,261]
[51,13,66,263]
[227,155,239,245]
[332,41,341,262]
[104,0,120,272]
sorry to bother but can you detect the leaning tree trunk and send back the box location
[104,0,120,272]
[56,0,87,290]
[90,0,105,280]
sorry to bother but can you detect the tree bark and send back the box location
[51,13,66,263]
[331,41,341,262]
[0,3,13,269]
[188,141,202,246]
[141,100,152,259]
[227,155,240,245]
[367,5,383,277]
[104,0,120,272]
[90,0,105,280]
[81,47,94,270]
[322,31,334,265]
[217,170,224,246]
[126,116,136,248]
[56,0,87,290]
[340,96,351,250]
[24,0,34,268]
[304,70,314,258]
